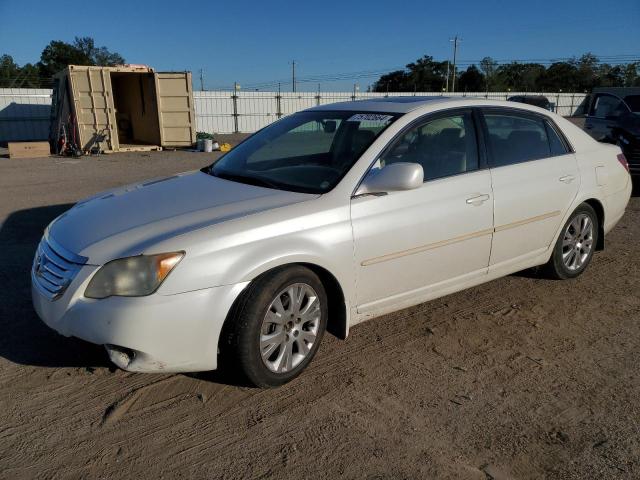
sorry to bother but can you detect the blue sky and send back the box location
[1,0,638,91]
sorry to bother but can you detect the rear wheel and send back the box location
[221,266,327,387]
[543,203,598,279]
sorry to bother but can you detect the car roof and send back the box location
[310,96,460,113]
[307,95,560,117]
[592,87,640,97]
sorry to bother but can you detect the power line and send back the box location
[232,54,640,91]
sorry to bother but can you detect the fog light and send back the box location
[105,344,136,369]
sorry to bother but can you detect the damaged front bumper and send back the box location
[32,264,248,372]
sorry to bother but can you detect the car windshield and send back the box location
[624,95,640,113]
[209,111,399,194]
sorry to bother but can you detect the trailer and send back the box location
[50,65,196,154]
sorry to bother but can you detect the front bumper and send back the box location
[32,265,248,372]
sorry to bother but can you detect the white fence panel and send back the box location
[1,88,588,141]
[194,91,587,134]
[0,88,53,142]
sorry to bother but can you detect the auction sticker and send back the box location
[347,114,394,122]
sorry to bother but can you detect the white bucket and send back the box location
[204,139,213,152]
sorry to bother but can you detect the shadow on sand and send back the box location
[0,204,111,369]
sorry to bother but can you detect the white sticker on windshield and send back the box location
[347,113,394,123]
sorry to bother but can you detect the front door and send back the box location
[585,93,626,143]
[351,110,494,314]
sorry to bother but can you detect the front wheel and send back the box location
[543,203,598,279]
[221,266,327,387]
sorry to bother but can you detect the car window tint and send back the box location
[591,94,624,118]
[484,113,551,166]
[379,112,478,181]
[545,122,569,156]
[248,119,343,164]
[625,95,640,113]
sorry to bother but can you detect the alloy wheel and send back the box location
[259,283,321,373]
[562,213,594,271]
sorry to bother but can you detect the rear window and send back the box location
[545,122,570,156]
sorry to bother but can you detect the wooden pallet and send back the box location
[8,141,50,159]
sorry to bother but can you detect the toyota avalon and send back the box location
[32,97,632,387]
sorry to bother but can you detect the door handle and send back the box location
[466,194,490,206]
[559,175,575,184]
[585,124,593,129]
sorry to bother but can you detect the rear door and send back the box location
[154,72,196,147]
[481,108,579,268]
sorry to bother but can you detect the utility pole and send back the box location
[291,60,296,93]
[445,60,450,92]
[199,69,205,91]
[450,35,461,93]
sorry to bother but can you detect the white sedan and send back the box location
[32,97,632,387]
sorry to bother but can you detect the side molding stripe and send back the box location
[361,228,494,266]
[361,210,561,266]
[493,210,561,232]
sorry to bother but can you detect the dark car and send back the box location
[508,95,553,111]
[573,87,640,176]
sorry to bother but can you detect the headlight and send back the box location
[85,252,184,299]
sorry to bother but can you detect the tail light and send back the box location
[617,153,630,173]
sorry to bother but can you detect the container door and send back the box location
[154,72,196,147]
[68,66,118,151]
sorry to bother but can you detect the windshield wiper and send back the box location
[211,170,282,190]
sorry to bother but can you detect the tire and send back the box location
[221,265,328,387]
[543,203,598,280]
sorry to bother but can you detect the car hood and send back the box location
[48,170,316,263]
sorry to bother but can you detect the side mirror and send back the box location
[355,162,423,196]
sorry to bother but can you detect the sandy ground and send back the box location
[0,138,638,479]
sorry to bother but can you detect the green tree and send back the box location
[372,70,409,92]
[38,37,124,78]
[73,36,125,66]
[458,65,485,92]
[0,54,21,87]
[479,56,498,91]
[405,55,449,91]
[373,56,448,92]
[0,55,42,87]
[538,62,579,91]
[623,63,639,87]
[575,53,598,90]
[597,63,625,87]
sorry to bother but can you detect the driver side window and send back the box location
[379,111,479,181]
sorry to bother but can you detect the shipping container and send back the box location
[49,65,196,153]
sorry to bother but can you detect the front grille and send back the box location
[32,237,85,301]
